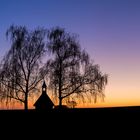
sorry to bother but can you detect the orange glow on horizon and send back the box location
[0,83,140,110]
[1,96,140,110]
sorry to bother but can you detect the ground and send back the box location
[0,106,139,137]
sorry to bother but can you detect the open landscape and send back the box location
[0,2,140,135]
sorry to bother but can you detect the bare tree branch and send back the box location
[0,25,47,110]
[46,27,108,107]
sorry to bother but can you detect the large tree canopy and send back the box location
[0,25,47,110]
[0,26,108,109]
[46,27,108,107]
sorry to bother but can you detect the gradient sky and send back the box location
[0,0,140,108]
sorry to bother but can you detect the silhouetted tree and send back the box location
[0,25,47,110]
[66,100,77,108]
[46,27,108,107]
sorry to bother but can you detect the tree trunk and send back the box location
[24,93,28,111]
[59,97,62,107]
[58,82,62,107]
[58,60,62,108]
[24,80,29,110]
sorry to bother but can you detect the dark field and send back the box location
[1,106,140,117]
[1,106,140,122]
[0,106,139,137]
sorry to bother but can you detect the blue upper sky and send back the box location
[1,0,140,54]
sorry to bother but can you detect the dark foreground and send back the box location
[1,106,140,119]
[1,106,140,123]
[0,106,140,137]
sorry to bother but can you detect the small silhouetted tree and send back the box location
[46,27,108,107]
[0,25,47,110]
[67,100,77,108]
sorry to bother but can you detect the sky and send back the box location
[0,0,140,108]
